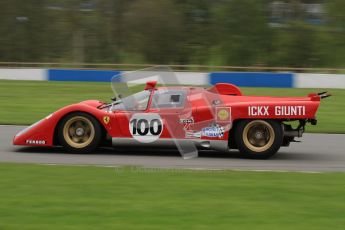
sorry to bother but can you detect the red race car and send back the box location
[13,81,329,159]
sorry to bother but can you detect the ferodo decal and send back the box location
[216,107,231,122]
[103,116,110,124]
[129,113,163,143]
[26,140,46,145]
[248,106,306,116]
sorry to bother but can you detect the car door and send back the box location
[114,89,191,143]
[148,89,191,140]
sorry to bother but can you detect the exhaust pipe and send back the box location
[284,129,303,138]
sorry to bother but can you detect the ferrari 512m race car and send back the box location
[13,81,329,159]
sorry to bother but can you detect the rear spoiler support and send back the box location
[308,92,331,100]
[317,92,332,99]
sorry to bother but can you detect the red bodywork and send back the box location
[13,83,321,150]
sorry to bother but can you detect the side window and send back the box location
[151,90,187,109]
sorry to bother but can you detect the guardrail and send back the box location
[1,62,345,73]
[1,67,345,88]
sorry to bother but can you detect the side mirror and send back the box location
[111,94,122,101]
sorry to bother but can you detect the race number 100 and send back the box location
[130,119,162,136]
[129,114,164,143]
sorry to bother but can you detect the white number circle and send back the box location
[129,113,163,143]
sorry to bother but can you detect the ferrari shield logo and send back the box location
[103,116,110,124]
[216,107,231,122]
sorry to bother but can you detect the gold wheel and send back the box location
[242,120,275,153]
[62,116,95,149]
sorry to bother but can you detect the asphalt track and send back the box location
[1,125,345,172]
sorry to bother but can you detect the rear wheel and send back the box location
[235,119,283,159]
[58,113,102,153]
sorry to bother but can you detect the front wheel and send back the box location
[58,112,102,153]
[235,119,283,159]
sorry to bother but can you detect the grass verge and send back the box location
[0,80,344,133]
[0,163,344,229]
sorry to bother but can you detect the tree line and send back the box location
[0,0,344,68]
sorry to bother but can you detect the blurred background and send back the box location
[0,0,343,69]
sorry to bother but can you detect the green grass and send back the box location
[0,163,344,229]
[0,80,344,133]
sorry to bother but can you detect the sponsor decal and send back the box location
[185,130,202,138]
[184,122,227,139]
[179,117,194,130]
[216,107,231,122]
[213,99,221,105]
[103,116,110,124]
[129,113,163,143]
[201,125,225,138]
[26,140,46,145]
[248,106,306,116]
[179,117,194,125]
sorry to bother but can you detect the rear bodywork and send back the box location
[13,83,322,152]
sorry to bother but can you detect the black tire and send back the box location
[235,119,283,159]
[58,112,102,153]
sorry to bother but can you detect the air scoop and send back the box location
[208,83,242,96]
